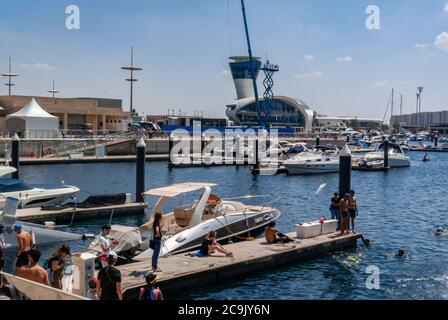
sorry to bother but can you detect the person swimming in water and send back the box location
[423,153,430,162]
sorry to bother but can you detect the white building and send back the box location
[315,116,383,130]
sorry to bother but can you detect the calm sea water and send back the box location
[3,150,448,300]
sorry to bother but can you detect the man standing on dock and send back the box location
[348,190,358,234]
[330,193,340,231]
[14,225,33,270]
[96,253,122,300]
[99,225,119,268]
[339,194,350,236]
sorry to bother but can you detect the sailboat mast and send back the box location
[391,88,394,119]
[240,0,262,127]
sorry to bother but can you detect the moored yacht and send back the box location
[353,142,411,168]
[283,149,340,175]
[89,183,281,261]
[0,166,80,209]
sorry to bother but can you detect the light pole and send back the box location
[121,47,143,118]
[2,57,19,96]
[48,78,60,100]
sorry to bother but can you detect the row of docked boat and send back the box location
[261,141,411,175]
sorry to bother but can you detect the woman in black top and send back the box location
[48,244,72,289]
[152,212,163,272]
[200,231,233,257]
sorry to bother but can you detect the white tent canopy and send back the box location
[6,98,60,138]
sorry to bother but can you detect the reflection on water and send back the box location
[2,151,448,300]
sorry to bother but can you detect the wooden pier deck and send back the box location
[119,232,361,300]
[16,202,147,224]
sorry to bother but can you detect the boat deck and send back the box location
[118,231,361,300]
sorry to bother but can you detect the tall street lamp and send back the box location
[121,47,143,118]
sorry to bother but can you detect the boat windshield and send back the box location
[0,179,33,193]
[377,143,404,154]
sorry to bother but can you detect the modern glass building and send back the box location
[226,56,314,132]
[226,96,314,133]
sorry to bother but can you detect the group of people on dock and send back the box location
[0,223,78,292]
[0,223,164,301]
[330,190,359,235]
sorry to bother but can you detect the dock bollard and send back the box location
[201,135,207,165]
[435,135,438,147]
[11,133,20,179]
[383,138,389,169]
[168,134,174,168]
[339,144,352,197]
[252,137,260,175]
[136,137,146,203]
[316,135,320,147]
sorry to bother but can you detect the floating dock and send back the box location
[119,232,361,300]
[16,202,147,224]
[0,155,169,166]
[408,147,448,153]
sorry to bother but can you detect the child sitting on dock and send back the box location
[199,231,233,257]
[264,221,293,244]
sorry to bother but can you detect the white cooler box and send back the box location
[296,220,338,239]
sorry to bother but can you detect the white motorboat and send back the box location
[0,165,17,178]
[284,150,340,175]
[354,142,411,168]
[91,183,281,261]
[0,167,79,209]
[0,197,82,250]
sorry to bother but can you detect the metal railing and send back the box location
[42,131,137,158]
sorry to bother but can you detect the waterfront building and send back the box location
[315,116,383,131]
[146,115,228,129]
[391,111,448,131]
[225,56,315,133]
[0,95,131,134]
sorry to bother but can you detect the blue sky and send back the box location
[1,0,448,119]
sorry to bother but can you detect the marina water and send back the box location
[3,151,448,300]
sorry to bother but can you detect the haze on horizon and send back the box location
[1,0,448,120]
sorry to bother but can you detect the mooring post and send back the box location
[168,133,174,168]
[11,133,20,180]
[201,134,207,165]
[339,144,352,197]
[383,137,389,169]
[316,134,320,147]
[136,137,146,203]
[252,136,260,175]
[435,134,439,148]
